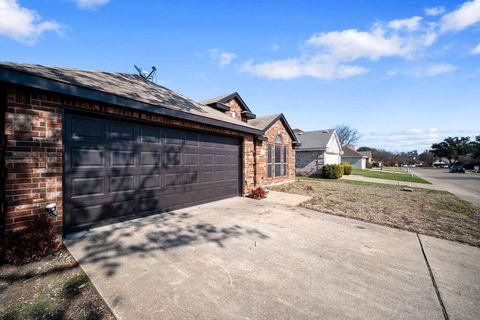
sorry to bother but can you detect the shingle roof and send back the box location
[247,114,281,131]
[201,92,252,112]
[0,62,261,134]
[296,129,335,150]
[359,151,372,158]
[342,145,366,157]
[202,92,235,105]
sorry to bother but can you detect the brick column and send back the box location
[4,89,63,233]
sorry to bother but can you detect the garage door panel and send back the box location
[110,176,135,193]
[110,150,136,167]
[65,113,241,232]
[71,177,105,198]
[164,152,183,167]
[165,172,198,187]
[140,127,161,143]
[71,117,104,141]
[165,128,184,145]
[140,151,162,167]
[110,123,136,140]
[140,174,161,189]
[69,204,105,228]
[110,200,137,219]
[71,147,105,169]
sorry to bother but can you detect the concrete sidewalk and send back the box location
[65,197,480,320]
[342,174,446,191]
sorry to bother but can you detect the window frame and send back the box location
[275,143,282,177]
[283,146,288,176]
[267,144,273,178]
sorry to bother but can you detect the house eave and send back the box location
[0,67,264,136]
[241,111,256,119]
[206,102,230,112]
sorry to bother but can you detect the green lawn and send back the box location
[351,169,431,184]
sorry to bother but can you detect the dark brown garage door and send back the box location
[64,113,241,232]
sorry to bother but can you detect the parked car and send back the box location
[449,163,465,173]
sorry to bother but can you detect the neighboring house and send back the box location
[359,151,372,167]
[341,145,367,169]
[0,63,298,237]
[295,129,342,175]
[433,159,449,167]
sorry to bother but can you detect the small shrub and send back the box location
[247,187,268,199]
[340,162,353,175]
[322,164,344,179]
[3,215,59,265]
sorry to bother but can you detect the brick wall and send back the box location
[225,99,247,122]
[4,88,63,233]
[255,119,296,186]
[2,85,257,234]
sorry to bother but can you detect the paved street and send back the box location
[412,168,480,207]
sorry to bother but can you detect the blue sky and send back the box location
[1,0,479,151]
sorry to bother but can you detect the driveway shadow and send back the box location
[66,208,269,277]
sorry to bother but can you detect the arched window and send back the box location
[274,135,282,144]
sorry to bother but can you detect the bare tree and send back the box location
[335,124,361,146]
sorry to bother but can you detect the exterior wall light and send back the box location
[45,203,57,217]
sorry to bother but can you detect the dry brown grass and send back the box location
[271,178,480,247]
[0,247,115,320]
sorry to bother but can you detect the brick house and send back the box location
[0,62,298,236]
[204,93,299,186]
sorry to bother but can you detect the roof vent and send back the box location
[134,65,157,82]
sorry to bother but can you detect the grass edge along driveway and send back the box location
[270,178,480,247]
[351,169,431,184]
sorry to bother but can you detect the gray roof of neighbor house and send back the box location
[247,113,300,143]
[359,151,372,158]
[296,129,336,150]
[0,62,263,135]
[342,145,366,157]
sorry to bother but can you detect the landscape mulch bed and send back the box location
[0,247,115,320]
[271,178,480,247]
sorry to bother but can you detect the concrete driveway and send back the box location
[412,168,480,207]
[65,196,480,320]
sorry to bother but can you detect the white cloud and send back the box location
[271,43,280,51]
[243,19,437,80]
[388,63,458,78]
[388,16,423,31]
[75,0,109,9]
[425,6,445,16]
[423,63,457,76]
[0,0,61,44]
[242,1,480,80]
[471,43,480,54]
[306,27,409,60]
[440,0,480,32]
[209,49,236,67]
[241,57,368,80]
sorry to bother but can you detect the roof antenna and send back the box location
[134,65,157,82]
